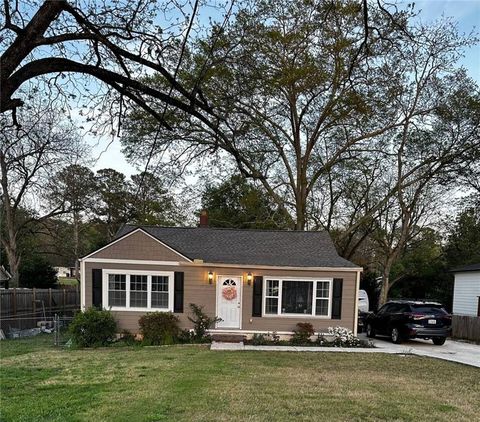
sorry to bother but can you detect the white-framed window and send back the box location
[108,274,126,307]
[315,281,330,316]
[130,274,148,308]
[151,275,169,309]
[102,269,174,312]
[265,279,279,314]
[262,277,332,318]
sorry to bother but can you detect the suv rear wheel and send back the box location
[366,324,375,338]
[391,327,402,344]
[432,337,446,346]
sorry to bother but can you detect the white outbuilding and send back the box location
[452,263,480,317]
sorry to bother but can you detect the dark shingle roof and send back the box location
[451,263,480,273]
[116,225,358,268]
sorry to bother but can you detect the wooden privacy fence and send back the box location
[0,288,80,333]
[452,315,480,343]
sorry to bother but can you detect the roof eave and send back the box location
[451,268,480,273]
[194,261,362,272]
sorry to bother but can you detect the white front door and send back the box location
[216,276,242,328]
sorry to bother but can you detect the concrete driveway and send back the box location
[361,334,480,368]
[213,335,480,368]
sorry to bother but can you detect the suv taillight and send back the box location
[406,313,425,320]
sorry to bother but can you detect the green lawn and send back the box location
[1,335,479,422]
[58,277,79,286]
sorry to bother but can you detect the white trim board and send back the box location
[80,228,192,262]
[83,258,181,266]
[198,262,362,272]
[353,271,360,336]
[81,257,362,273]
[80,258,86,311]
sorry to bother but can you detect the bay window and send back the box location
[103,270,174,311]
[263,278,332,318]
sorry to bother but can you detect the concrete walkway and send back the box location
[211,335,480,368]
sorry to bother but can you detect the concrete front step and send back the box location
[210,333,246,343]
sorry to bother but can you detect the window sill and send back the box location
[108,307,172,312]
[262,314,331,319]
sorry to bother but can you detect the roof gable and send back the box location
[85,229,191,262]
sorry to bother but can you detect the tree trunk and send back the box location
[0,149,21,287]
[295,208,306,230]
[379,258,395,306]
[379,271,390,306]
[294,179,308,231]
[4,241,21,288]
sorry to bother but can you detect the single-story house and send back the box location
[80,223,362,337]
[451,263,480,317]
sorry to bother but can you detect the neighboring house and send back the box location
[55,267,72,278]
[451,263,480,317]
[54,266,80,278]
[80,223,362,336]
[0,266,12,288]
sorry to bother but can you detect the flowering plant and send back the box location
[327,326,361,347]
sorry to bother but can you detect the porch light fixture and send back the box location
[208,271,214,284]
[247,272,253,286]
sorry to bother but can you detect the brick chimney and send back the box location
[199,210,208,227]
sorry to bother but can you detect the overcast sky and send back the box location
[90,0,480,177]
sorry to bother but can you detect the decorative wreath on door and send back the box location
[222,286,237,301]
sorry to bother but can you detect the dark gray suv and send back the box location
[365,301,452,345]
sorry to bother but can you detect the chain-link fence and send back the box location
[1,313,76,346]
[52,314,75,347]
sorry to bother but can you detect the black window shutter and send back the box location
[92,269,103,308]
[331,278,343,319]
[174,271,184,313]
[252,276,263,317]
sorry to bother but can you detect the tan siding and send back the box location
[85,264,92,307]
[241,269,356,333]
[84,262,215,330]
[84,261,357,334]
[89,231,189,261]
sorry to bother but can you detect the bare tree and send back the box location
[352,79,480,305]
[0,102,81,286]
